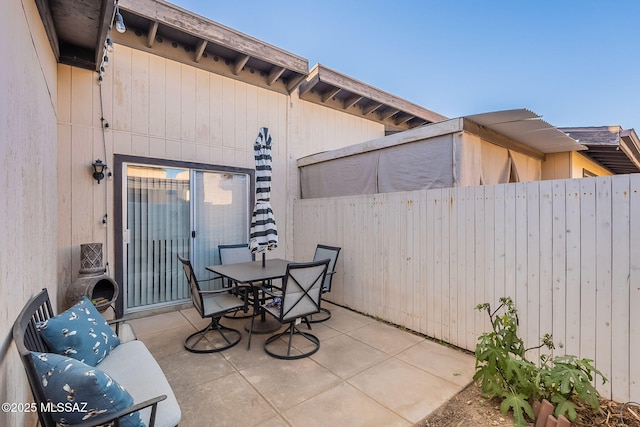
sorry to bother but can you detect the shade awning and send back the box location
[464,109,585,154]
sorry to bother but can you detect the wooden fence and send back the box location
[293,174,640,403]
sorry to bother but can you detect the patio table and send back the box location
[207,258,291,335]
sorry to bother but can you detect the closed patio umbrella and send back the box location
[249,127,278,265]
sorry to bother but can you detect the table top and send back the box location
[206,258,292,283]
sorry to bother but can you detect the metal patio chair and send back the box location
[257,258,330,359]
[178,255,249,353]
[307,244,341,323]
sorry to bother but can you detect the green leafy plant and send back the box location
[474,297,606,427]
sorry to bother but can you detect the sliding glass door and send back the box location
[121,160,251,313]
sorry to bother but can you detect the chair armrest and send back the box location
[72,394,167,427]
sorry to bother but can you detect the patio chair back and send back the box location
[313,244,341,293]
[219,243,254,265]
[280,259,329,323]
[177,255,204,316]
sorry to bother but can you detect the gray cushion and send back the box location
[98,340,181,427]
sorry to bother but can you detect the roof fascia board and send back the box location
[34,0,60,60]
[619,129,640,170]
[118,0,308,74]
[94,1,116,71]
[297,118,463,167]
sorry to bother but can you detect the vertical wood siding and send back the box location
[57,44,384,297]
[293,174,640,403]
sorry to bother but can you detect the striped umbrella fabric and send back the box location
[249,128,278,254]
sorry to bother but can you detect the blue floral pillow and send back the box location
[37,297,120,366]
[31,352,144,427]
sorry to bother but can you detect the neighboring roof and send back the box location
[560,126,640,174]
[298,64,448,132]
[298,109,583,167]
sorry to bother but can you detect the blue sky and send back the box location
[170,1,639,130]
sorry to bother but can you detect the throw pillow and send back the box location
[31,352,144,427]
[37,296,120,366]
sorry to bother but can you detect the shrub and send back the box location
[474,297,606,427]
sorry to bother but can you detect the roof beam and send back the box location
[362,103,383,116]
[286,74,306,93]
[380,109,399,120]
[322,87,342,102]
[267,66,285,86]
[343,95,363,109]
[194,39,207,63]
[147,21,159,48]
[233,54,250,75]
[395,115,415,126]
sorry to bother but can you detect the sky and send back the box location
[169,1,640,130]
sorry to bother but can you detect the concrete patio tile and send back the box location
[283,382,411,427]
[396,339,476,387]
[176,372,277,427]
[348,358,461,424]
[324,308,374,333]
[128,310,191,337]
[300,321,343,342]
[221,332,285,371]
[254,415,291,427]
[139,324,198,358]
[240,356,341,411]
[155,349,236,394]
[179,307,210,329]
[310,334,388,379]
[347,321,424,355]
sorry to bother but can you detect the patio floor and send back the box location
[127,302,475,427]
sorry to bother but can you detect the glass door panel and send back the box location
[191,171,250,288]
[125,165,190,311]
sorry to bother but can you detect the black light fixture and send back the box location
[92,159,107,184]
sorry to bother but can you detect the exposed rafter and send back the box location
[322,87,342,102]
[298,64,447,131]
[267,66,285,86]
[194,39,207,62]
[380,109,399,121]
[343,95,362,109]
[395,115,414,126]
[362,102,383,116]
[108,0,309,94]
[147,21,159,48]
[233,54,249,75]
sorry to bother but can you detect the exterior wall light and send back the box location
[92,159,107,184]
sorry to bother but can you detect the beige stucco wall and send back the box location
[57,44,384,308]
[542,151,613,180]
[1,0,59,426]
